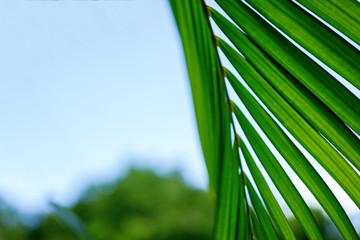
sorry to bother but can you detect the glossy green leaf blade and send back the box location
[171,2,240,239]
[294,0,360,46]
[228,146,241,240]
[233,146,249,240]
[237,188,248,240]
[244,0,360,90]
[215,133,235,240]
[234,114,323,240]
[219,39,360,208]
[226,69,358,239]
[211,36,237,240]
[237,171,247,240]
[209,7,360,171]
[234,99,358,239]
[214,67,235,240]
[214,0,360,134]
[250,207,266,240]
[212,91,237,239]
[170,0,221,191]
[237,137,295,240]
[247,178,279,240]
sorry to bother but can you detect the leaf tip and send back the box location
[235,133,241,148]
[214,36,220,47]
[206,6,212,17]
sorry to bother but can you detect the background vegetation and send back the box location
[0,168,352,239]
[0,169,213,240]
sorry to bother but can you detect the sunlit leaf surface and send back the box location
[170,0,360,239]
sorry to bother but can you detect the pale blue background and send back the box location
[0,0,208,214]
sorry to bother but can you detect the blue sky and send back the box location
[0,0,208,213]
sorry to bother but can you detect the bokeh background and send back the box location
[0,0,359,239]
[1,0,211,238]
[0,0,208,213]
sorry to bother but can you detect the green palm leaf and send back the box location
[209,7,360,171]
[170,0,360,239]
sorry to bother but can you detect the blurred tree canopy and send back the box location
[2,169,214,240]
[0,169,349,239]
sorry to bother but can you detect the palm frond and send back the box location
[170,0,360,239]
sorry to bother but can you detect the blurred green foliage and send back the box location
[0,203,27,240]
[1,169,214,240]
[0,169,350,239]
